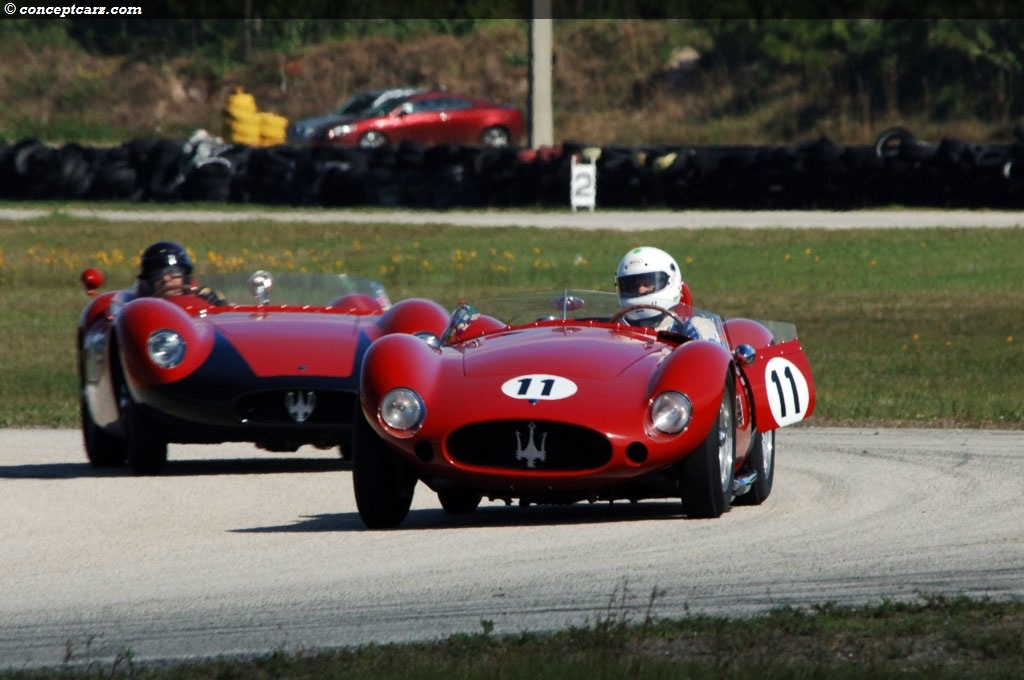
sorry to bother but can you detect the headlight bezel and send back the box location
[378,387,426,437]
[648,390,693,435]
[146,329,186,369]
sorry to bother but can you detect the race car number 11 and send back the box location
[764,357,811,426]
[501,374,578,401]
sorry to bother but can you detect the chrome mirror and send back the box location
[549,291,585,319]
[248,270,273,306]
[733,344,756,367]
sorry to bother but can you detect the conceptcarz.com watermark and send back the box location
[5,3,143,16]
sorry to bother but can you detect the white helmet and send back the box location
[615,246,682,321]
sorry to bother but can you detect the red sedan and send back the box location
[314,91,525,148]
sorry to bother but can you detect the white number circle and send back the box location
[501,374,578,401]
[764,358,810,427]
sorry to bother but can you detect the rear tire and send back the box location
[352,413,417,529]
[735,429,775,506]
[679,376,735,519]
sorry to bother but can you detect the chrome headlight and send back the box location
[327,124,355,140]
[147,329,186,369]
[649,391,692,434]
[379,388,425,434]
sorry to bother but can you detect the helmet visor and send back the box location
[617,271,670,296]
[150,265,186,284]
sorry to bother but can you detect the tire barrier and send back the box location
[3,128,1024,208]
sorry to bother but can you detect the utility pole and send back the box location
[528,0,554,148]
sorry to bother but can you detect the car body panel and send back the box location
[315,91,525,148]
[286,87,423,142]
[77,269,450,468]
[358,289,814,511]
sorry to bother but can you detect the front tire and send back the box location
[119,381,168,475]
[358,131,388,149]
[81,388,126,468]
[437,488,482,515]
[352,413,418,529]
[735,428,775,506]
[480,126,510,147]
[678,377,735,519]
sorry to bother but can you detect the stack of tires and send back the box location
[258,112,288,146]
[222,87,259,146]
[222,87,288,147]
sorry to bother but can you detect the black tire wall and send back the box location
[2,128,1023,209]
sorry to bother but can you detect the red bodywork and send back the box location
[315,91,525,148]
[77,268,449,473]
[358,290,815,516]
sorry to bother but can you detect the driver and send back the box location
[614,246,720,342]
[134,241,226,305]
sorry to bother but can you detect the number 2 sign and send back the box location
[570,155,596,212]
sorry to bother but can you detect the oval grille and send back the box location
[446,420,611,471]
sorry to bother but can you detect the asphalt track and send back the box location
[2,427,1022,669]
[3,208,1022,669]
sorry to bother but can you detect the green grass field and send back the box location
[1,210,1022,429]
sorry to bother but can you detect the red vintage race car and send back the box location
[78,268,449,474]
[355,290,815,528]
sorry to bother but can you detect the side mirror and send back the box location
[248,270,273,305]
[81,268,104,297]
[733,344,756,367]
[549,292,585,319]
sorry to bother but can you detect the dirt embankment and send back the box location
[0,23,751,146]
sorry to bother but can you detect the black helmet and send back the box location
[139,241,193,283]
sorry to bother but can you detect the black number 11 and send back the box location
[770,366,801,417]
[517,378,555,397]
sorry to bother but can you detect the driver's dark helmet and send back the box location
[137,241,193,292]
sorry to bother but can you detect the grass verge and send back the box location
[1,210,1021,429]
[2,596,1021,678]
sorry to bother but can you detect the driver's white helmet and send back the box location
[615,246,682,321]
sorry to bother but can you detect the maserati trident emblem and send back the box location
[515,422,547,468]
[285,390,316,423]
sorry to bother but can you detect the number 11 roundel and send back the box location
[501,374,578,401]
[764,357,811,427]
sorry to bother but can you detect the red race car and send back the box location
[355,290,815,528]
[78,268,449,474]
[314,90,525,148]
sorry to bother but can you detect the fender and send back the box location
[117,297,215,388]
[741,338,815,431]
[650,340,733,441]
[79,290,121,329]
[723,317,774,351]
[360,333,443,425]
[377,298,450,337]
[456,314,507,342]
[330,292,386,315]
